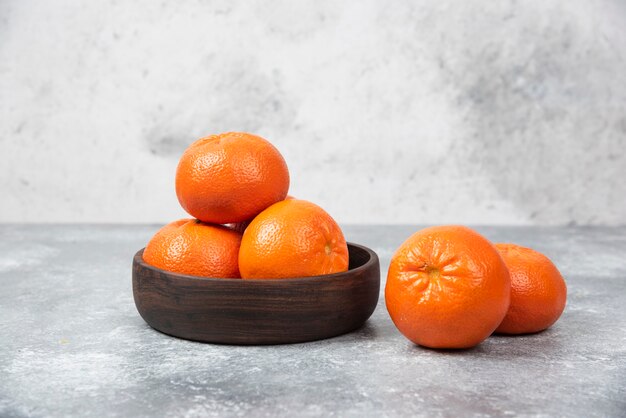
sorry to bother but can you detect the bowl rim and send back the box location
[133,241,378,284]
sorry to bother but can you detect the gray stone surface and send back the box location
[0,225,625,417]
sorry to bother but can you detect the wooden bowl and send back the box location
[132,243,380,345]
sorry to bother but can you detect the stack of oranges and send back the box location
[142,132,567,350]
[385,225,567,349]
[143,132,349,280]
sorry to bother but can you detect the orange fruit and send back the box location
[494,243,567,334]
[238,199,349,279]
[175,132,290,224]
[385,225,510,349]
[143,219,242,278]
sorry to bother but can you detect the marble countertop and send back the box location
[1,225,625,417]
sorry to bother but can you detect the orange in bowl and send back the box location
[175,132,290,224]
[143,219,242,278]
[239,199,349,279]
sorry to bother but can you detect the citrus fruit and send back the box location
[385,225,510,349]
[494,243,567,334]
[143,219,242,278]
[238,199,349,279]
[175,132,289,224]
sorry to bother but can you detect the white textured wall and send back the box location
[1,0,625,225]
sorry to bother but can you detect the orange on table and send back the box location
[385,225,510,349]
[143,219,242,278]
[238,199,349,279]
[175,132,290,224]
[494,243,567,334]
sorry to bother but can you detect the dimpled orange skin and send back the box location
[494,243,567,334]
[175,132,290,224]
[143,219,242,278]
[385,225,511,349]
[239,199,349,279]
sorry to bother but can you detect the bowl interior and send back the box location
[347,244,371,270]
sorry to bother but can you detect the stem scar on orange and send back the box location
[385,225,511,349]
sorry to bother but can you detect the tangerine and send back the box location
[239,199,349,279]
[385,225,510,349]
[175,132,289,224]
[143,219,242,278]
[494,243,567,334]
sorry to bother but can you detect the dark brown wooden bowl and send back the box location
[132,243,380,345]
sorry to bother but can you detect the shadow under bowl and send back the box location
[132,243,380,345]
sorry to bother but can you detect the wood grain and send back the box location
[132,243,380,344]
